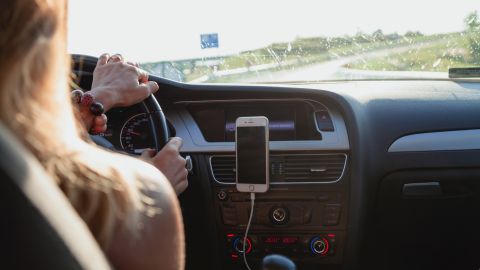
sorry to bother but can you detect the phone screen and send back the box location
[236,126,267,184]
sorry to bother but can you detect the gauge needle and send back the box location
[128,130,141,136]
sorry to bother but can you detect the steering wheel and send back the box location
[71,54,170,151]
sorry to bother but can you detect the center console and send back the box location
[167,99,351,269]
[210,153,349,269]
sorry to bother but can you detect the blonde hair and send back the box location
[0,0,141,248]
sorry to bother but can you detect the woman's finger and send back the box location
[97,53,110,66]
[93,114,107,126]
[146,81,159,94]
[140,149,156,159]
[127,61,139,67]
[137,68,149,84]
[108,54,123,63]
[135,81,159,103]
[173,178,188,195]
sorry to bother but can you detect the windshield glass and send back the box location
[68,0,480,83]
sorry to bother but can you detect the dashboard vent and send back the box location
[210,154,347,184]
[210,156,236,183]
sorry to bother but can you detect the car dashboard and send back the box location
[74,60,480,270]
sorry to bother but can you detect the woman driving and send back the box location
[0,0,185,269]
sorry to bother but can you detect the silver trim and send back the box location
[175,98,327,107]
[209,153,348,185]
[310,167,327,173]
[388,129,480,152]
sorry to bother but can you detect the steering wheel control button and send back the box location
[310,236,329,256]
[217,190,228,201]
[270,207,289,225]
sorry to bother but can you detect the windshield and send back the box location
[68,0,480,83]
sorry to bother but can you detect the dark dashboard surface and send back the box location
[154,79,480,270]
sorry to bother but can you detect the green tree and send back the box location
[372,29,385,41]
[465,11,480,63]
[465,11,480,31]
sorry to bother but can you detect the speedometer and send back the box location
[120,113,154,154]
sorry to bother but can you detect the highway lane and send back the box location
[237,41,446,83]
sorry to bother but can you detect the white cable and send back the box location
[243,192,255,270]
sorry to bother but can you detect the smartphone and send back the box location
[235,116,270,193]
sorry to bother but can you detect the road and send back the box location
[237,41,446,83]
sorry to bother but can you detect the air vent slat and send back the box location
[287,161,342,164]
[284,165,344,169]
[210,154,346,184]
[286,158,343,161]
[284,177,339,180]
[283,172,344,176]
[210,156,236,183]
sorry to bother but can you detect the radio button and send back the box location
[217,190,228,200]
[230,194,242,202]
[317,194,329,201]
[303,208,313,224]
[323,204,341,226]
[221,206,238,226]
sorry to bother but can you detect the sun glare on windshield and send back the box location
[68,0,480,83]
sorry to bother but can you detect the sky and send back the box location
[67,0,479,62]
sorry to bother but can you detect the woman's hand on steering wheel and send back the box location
[78,53,185,193]
[140,137,189,196]
[89,53,159,112]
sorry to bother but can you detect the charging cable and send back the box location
[243,192,255,270]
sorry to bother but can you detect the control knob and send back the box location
[310,236,329,256]
[233,236,252,254]
[270,207,289,225]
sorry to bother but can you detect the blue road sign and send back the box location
[200,33,219,49]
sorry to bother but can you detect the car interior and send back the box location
[4,53,479,270]
[19,52,480,269]
[2,2,480,268]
